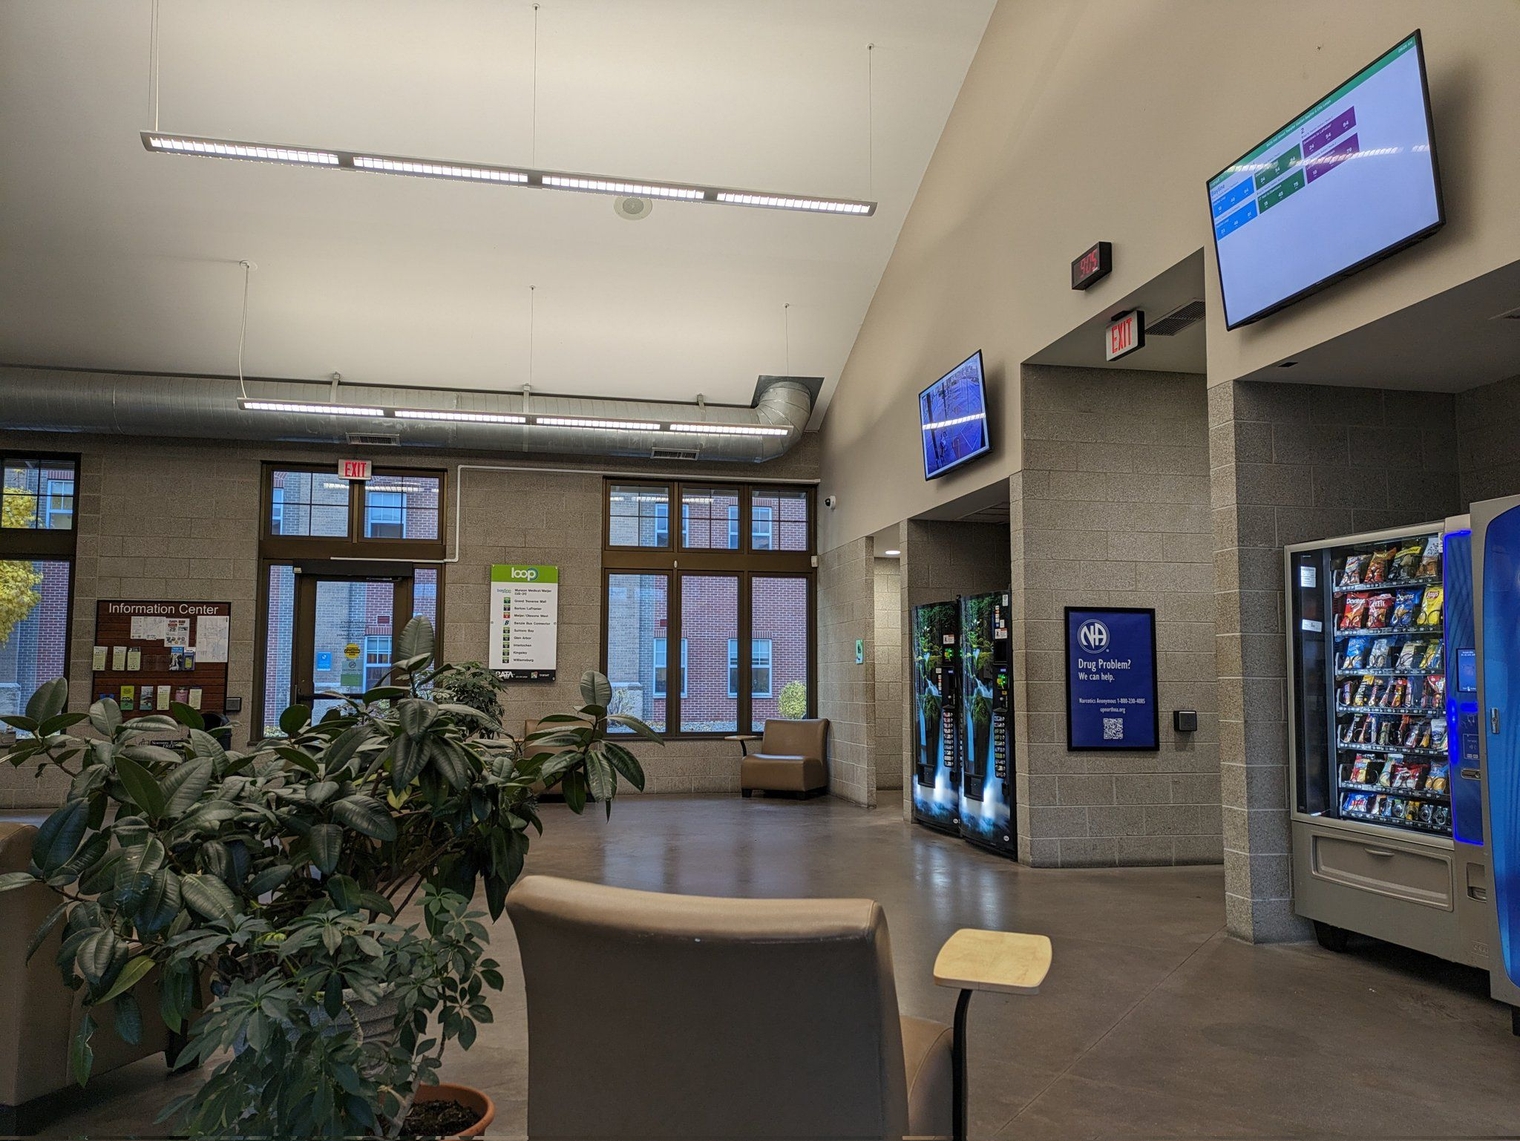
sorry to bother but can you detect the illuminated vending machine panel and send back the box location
[911,601,960,833]
[958,591,1015,855]
[1291,529,1451,837]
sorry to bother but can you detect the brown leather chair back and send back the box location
[0,824,75,1105]
[760,717,829,759]
[506,874,910,1140]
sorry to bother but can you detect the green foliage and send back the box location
[921,691,941,726]
[0,618,660,1136]
[429,661,506,733]
[777,681,808,721]
[972,691,992,731]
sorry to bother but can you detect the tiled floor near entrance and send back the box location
[31,796,1520,1138]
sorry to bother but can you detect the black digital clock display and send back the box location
[1071,241,1112,290]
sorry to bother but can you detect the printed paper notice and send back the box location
[488,565,559,679]
[164,617,191,647]
[130,616,167,641]
[195,615,230,663]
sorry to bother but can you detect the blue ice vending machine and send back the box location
[1470,495,1520,1030]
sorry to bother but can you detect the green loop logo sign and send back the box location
[491,564,559,584]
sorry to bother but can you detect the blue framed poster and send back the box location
[1064,606,1159,751]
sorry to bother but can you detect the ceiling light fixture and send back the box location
[141,132,876,217]
[668,423,790,437]
[239,398,386,417]
[536,416,663,431]
[394,408,527,424]
[883,549,901,557]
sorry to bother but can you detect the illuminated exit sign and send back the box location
[340,459,372,481]
[1105,310,1145,362]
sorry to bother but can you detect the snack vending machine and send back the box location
[958,591,1015,855]
[911,601,960,834]
[1286,519,1490,968]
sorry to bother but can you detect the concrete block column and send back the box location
[1207,379,1459,942]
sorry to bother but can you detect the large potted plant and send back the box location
[0,617,658,1136]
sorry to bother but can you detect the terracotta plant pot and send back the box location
[412,1082,496,1139]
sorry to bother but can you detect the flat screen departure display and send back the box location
[1207,31,1443,329]
[920,351,990,481]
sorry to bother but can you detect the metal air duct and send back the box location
[0,368,817,463]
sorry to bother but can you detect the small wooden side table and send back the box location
[932,928,1052,1141]
[724,733,762,756]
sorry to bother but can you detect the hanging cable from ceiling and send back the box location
[866,42,875,200]
[237,260,256,400]
[784,302,792,377]
[531,4,541,168]
[148,0,162,132]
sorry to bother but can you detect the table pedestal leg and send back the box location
[952,987,972,1141]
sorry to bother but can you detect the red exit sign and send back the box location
[1105,310,1145,362]
[340,459,372,481]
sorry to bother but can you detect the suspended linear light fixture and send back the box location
[238,398,387,417]
[393,408,527,424]
[141,133,875,216]
[535,416,663,431]
[668,422,789,437]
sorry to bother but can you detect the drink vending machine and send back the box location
[911,594,1016,856]
[911,601,961,834]
[959,591,1015,854]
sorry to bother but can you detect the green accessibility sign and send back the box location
[491,564,559,583]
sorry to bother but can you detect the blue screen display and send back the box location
[1206,32,1443,329]
[920,351,990,480]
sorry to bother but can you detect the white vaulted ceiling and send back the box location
[0,1,993,423]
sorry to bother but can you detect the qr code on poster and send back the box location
[1103,717,1124,741]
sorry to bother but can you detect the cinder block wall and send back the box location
[1458,371,1520,505]
[817,538,875,806]
[0,430,819,809]
[1011,365,1220,867]
[873,555,903,792]
[1208,380,1460,942]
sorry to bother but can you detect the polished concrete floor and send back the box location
[35,795,1520,1138]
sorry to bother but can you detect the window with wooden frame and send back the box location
[0,453,78,727]
[602,479,813,738]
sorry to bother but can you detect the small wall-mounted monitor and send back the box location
[919,351,990,481]
[1207,30,1444,330]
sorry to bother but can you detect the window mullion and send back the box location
[668,570,682,734]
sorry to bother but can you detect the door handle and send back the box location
[1493,708,1502,734]
[1362,847,1396,858]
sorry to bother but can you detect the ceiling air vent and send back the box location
[649,446,701,461]
[346,432,400,446]
[1145,299,1207,337]
[1490,304,1520,321]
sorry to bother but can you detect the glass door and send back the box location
[292,571,415,724]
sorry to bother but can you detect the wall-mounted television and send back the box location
[1207,30,1443,330]
[920,351,990,481]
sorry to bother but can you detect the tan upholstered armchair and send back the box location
[507,874,954,1141]
[733,717,830,797]
[0,823,175,1132]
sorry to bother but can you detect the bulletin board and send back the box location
[92,600,231,720]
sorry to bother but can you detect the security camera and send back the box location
[823,495,838,509]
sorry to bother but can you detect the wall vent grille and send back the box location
[346,432,401,446]
[1145,299,1207,337]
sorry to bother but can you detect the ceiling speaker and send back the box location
[614,195,653,221]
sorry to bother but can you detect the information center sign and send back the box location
[1064,606,1159,751]
[489,565,559,681]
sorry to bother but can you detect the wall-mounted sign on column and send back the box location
[489,565,559,681]
[340,459,372,481]
[1105,310,1145,362]
[1064,606,1159,751]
